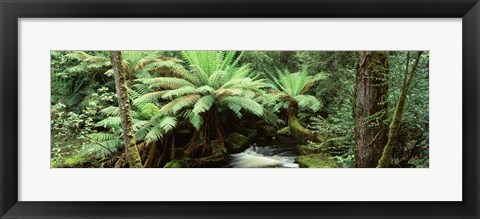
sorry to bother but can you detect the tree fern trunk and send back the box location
[287,101,319,142]
[110,51,143,168]
[144,142,157,168]
[354,51,389,168]
[377,51,423,168]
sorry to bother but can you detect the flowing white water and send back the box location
[229,145,299,168]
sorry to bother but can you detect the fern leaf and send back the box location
[192,95,214,114]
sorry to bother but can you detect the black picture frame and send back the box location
[1,0,479,218]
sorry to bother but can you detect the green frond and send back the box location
[274,100,286,112]
[192,95,214,114]
[197,85,214,94]
[264,68,320,97]
[132,83,150,95]
[229,64,252,80]
[142,61,192,80]
[162,86,199,99]
[81,138,122,159]
[179,111,203,130]
[214,88,243,98]
[133,91,168,106]
[100,106,120,117]
[294,95,322,112]
[231,51,244,68]
[87,132,118,142]
[135,127,150,141]
[158,116,177,133]
[127,87,141,99]
[171,94,201,114]
[262,108,279,125]
[220,51,237,70]
[220,96,264,117]
[226,103,243,118]
[96,117,121,128]
[142,116,175,143]
[65,51,91,61]
[256,93,280,106]
[136,77,194,90]
[159,94,201,115]
[145,125,164,143]
[132,120,152,132]
[208,70,227,88]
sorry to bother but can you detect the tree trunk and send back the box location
[110,51,143,168]
[287,101,319,142]
[354,52,389,168]
[377,51,423,168]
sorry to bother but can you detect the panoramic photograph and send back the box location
[51,51,429,168]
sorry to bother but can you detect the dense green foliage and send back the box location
[51,51,429,168]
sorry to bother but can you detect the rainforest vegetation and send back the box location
[51,51,429,168]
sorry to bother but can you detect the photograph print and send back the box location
[51,51,429,168]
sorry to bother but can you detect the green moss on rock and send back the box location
[277,127,291,135]
[295,154,338,168]
[225,132,250,153]
[296,143,323,155]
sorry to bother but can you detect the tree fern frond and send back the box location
[179,111,203,130]
[87,132,118,142]
[96,117,121,128]
[171,94,201,114]
[294,94,322,112]
[192,95,214,114]
[162,86,198,99]
[159,116,177,133]
[136,77,194,89]
[208,70,227,88]
[214,88,243,98]
[81,138,122,159]
[145,125,164,143]
[132,83,150,95]
[100,106,120,116]
[133,91,168,106]
[197,85,214,94]
[220,96,264,117]
[135,127,150,141]
[65,51,90,61]
[159,94,201,115]
[220,51,236,70]
[133,120,151,132]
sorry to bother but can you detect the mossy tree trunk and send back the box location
[110,51,143,168]
[287,101,319,142]
[377,51,423,168]
[354,52,389,168]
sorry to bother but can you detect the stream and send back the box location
[229,142,300,168]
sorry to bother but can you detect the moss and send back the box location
[277,127,291,135]
[295,154,338,168]
[296,143,322,155]
[51,154,88,168]
[225,132,249,153]
[164,160,183,168]
[288,115,319,142]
